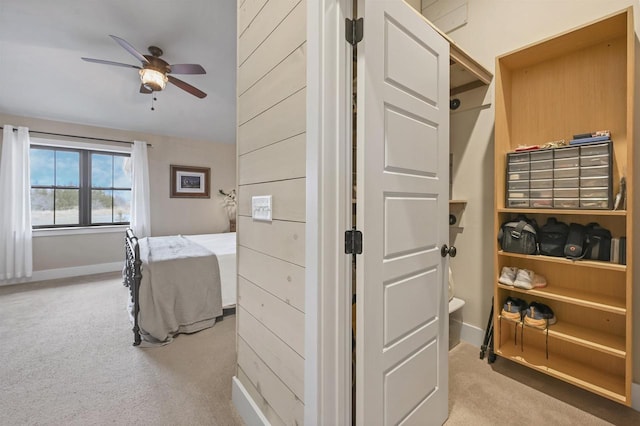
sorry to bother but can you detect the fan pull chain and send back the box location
[151,95,157,111]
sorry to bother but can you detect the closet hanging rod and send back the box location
[0,126,152,147]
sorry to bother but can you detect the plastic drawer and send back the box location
[580,199,610,209]
[580,154,609,167]
[580,143,610,156]
[530,198,553,208]
[554,167,579,178]
[507,152,530,163]
[554,177,579,188]
[507,199,530,208]
[580,165,609,178]
[508,190,529,199]
[530,179,553,189]
[554,198,580,209]
[554,147,579,158]
[508,162,530,172]
[530,169,553,180]
[554,188,579,198]
[580,176,609,187]
[508,171,529,181]
[508,180,529,190]
[530,189,552,198]
[530,150,553,161]
[554,157,580,168]
[530,159,553,170]
[580,187,609,198]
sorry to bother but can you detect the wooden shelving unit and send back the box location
[493,8,634,405]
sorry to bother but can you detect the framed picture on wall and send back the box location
[170,165,211,198]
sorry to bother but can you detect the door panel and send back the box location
[385,106,439,175]
[356,0,449,424]
[384,339,438,426]
[384,268,439,346]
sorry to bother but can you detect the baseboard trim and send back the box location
[459,321,485,347]
[232,376,269,426]
[0,262,122,286]
[632,382,640,411]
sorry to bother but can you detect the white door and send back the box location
[355,0,450,425]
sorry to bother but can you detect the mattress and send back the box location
[184,232,236,308]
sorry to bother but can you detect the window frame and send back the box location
[30,143,132,229]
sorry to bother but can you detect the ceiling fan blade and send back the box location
[169,64,206,75]
[139,84,153,94]
[109,35,149,64]
[81,57,141,69]
[167,75,207,99]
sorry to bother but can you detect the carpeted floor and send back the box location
[2,272,639,425]
[0,273,242,426]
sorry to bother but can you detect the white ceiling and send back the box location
[0,0,237,143]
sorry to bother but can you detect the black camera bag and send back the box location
[564,223,586,258]
[539,217,569,257]
[564,222,612,261]
[498,215,538,255]
[583,223,612,261]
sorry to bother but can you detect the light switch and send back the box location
[252,195,272,222]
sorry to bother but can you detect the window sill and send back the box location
[33,225,128,237]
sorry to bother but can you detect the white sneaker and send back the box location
[498,266,517,286]
[513,269,547,290]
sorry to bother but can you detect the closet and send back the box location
[493,8,634,405]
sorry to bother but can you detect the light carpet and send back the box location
[0,273,242,426]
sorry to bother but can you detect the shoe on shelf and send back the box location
[501,296,527,321]
[498,266,518,286]
[523,302,556,329]
[513,269,547,290]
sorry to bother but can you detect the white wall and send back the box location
[0,112,235,280]
[438,0,640,377]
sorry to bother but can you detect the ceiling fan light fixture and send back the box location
[139,68,167,91]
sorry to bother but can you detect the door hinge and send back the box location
[345,17,363,46]
[345,228,363,255]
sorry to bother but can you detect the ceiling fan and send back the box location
[81,35,207,98]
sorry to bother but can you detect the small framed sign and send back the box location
[170,165,211,198]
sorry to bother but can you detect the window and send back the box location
[30,146,131,228]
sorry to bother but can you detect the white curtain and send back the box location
[0,126,33,280]
[130,140,151,237]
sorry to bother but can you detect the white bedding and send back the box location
[184,232,236,308]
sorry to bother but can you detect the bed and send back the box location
[123,229,236,346]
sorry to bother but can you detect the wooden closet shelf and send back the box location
[497,208,627,217]
[496,283,626,314]
[497,315,626,357]
[496,344,626,404]
[498,251,627,272]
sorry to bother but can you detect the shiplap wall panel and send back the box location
[238,216,305,267]
[238,178,305,222]
[239,306,305,399]
[238,338,305,425]
[239,44,307,125]
[238,0,268,36]
[238,1,306,94]
[239,276,305,356]
[238,245,305,311]
[238,133,305,185]
[237,369,287,426]
[238,88,306,156]
[239,0,301,65]
[237,0,306,422]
